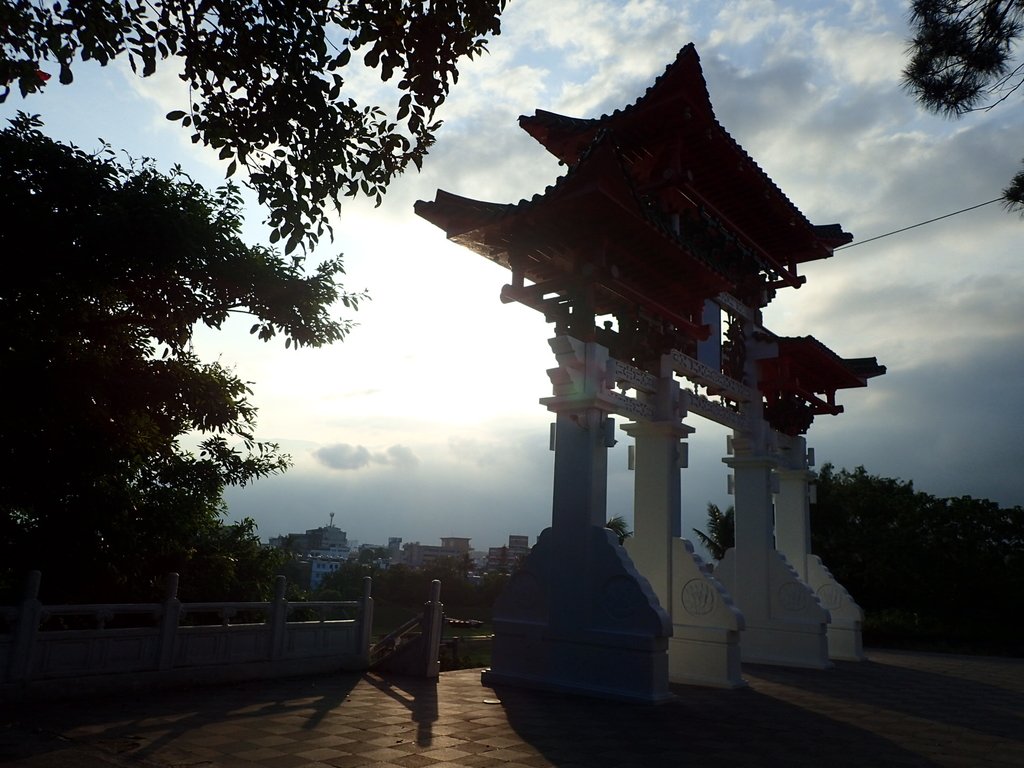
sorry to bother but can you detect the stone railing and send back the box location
[0,571,373,700]
[369,579,445,677]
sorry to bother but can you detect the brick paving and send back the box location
[2,649,1022,767]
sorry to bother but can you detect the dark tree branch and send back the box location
[0,0,507,253]
[904,1,1024,215]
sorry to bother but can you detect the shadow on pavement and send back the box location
[745,653,1024,743]
[362,672,439,746]
[494,679,935,768]
[2,672,362,765]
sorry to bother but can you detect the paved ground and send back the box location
[2,650,1022,767]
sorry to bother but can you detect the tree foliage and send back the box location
[0,0,507,252]
[319,560,506,621]
[693,503,735,561]
[0,114,355,602]
[905,1,1024,209]
[605,514,633,545]
[812,464,1024,653]
[174,517,289,602]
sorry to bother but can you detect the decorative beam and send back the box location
[681,390,747,430]
[670,349,756,403]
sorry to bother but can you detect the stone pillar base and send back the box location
[484,526,672,704]
[668,630,745,688]
[806,555,865,662]
[662,539,745,688]
[717,547,831,669]
[824,620,864,662]
[482,636,672,704]
[737,620,832,668]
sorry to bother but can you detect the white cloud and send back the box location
[510,0,624,65]
[811,25,906,87]
[709,1,793,50]
[381,444,419,469]
[313,443,420,471]
[313,443,371,470]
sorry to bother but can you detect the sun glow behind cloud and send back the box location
[181,0,1024,540]
[12,0,1023,548]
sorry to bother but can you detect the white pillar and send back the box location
[483,337,672,703]
[548,406,612,634]
[775,466,813,579]
[774,436,865,662]
[717,432,831,669]
[723,447,777,626]
[711,319,830,669]
[621,369,690,607]
[623,367,744,689]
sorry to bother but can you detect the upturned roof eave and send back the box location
[775,335,877,390]
[518,44,851,266]
[415,137,734,297]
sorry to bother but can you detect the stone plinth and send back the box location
[624,537,745,687]
[669,539,744,687]
[721,450,830,669]
[716,546,830,668]
[485,526,671,703]
[806,556,864,661]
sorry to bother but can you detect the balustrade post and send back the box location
[269,576,288,660]
[420,580,443,678]
[157,573,181,670]
[9,571,42,682]
[357,577,373,668]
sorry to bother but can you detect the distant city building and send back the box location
[508,535,529,552]
[309,556,345,590]
[269,514,354,589]
[486,535,531,573]
[269,513,350,559]
[269,520,537,583]
[311,525,348,553]
[354,542,394,569]
[399,537,471,568]
[469,549,489,570]
[388,537,402,559]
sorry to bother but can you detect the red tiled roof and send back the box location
[758,335,884,409]
[415,135,731,335]
[519,44,852,277]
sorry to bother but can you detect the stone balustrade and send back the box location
[0,571,373,701]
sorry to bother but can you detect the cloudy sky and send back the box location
[13,0,1023,552]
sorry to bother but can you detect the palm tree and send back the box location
[605,515,633,545]
[692,503,735,560]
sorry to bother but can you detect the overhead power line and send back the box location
[834,197,1004,251]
